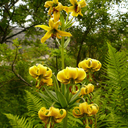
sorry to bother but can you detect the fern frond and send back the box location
[25,90,47,116]
[103,43,128,113]
[4,113,33,128]
[101,43,128,127]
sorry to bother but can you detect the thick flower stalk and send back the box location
[35,19,72,43]
[64,0,86,17]
[80,83,94,95]
[78,58,102,72]
[44,0,63,22]
[73,102,99,118]
[38,107,66,125]
[57,67,86,84]
[29,64,53,86]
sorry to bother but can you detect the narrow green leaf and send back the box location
[69,89,81,104]
[56,90,68,108]
[52,73,60,92]
[60,15,65,29]
[38,92,53,105]
[56,38,60,46]
[65,18,74,29]
[44,86,59,103]
[64,37,70,48]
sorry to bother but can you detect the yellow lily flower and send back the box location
[73,102,89,118]
[78,58,102,72]
[80,83,94,95]
[73,102,99,118]
[64,0,86,17]
[87,104,99,116]
[29,64,53,86]
[44,0,63,22]
[35,19,72,43]
[38,107,66,124]
[57,67,86,84]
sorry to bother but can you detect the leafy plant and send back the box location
[101,43,128,127]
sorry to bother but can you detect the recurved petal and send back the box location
[44,1,53,8]
[88,104,99,116]
[38,107,49,123]
[71,11,79,17]
[78,61,88,71]
[48,7,53,16]
[57,70,69,83]
[78,10,83,16]
[79,102,88,114]
[87,83,94,93]
[67,67,78,79]
[29,66,38,78]
[67,6,74,12]
[42,78,53,86]
[37,64,47,76]
[55,2,63,11]
[70,0,77,6]
[54,109,66,123]
[53,11,60,22]
[72,107,83,118]
[95,62,102,71]
[53,0,58,3]
[75,68,86,82]
[55,109,66,119]
[78,0,86,8]
[91,59,98,69]
[45,68,52,78]
[41,31,52,43]
[48,107,60,117]
[63,6,69,13]
[53,20,60,29]
[49,18,54,28]
[57,30,72,37]
[56,33,62,39]
[81,87,87,95]
[35,25,51,31]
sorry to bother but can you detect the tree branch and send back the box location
[11,48,32,87]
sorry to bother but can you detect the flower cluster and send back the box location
[78,58,102,72]
[38,107,66,124]
[35,0,87,43]
[29,64,53,86]
[73,102,99,118]
[57,67,86,84]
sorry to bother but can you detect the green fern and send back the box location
[25,90,46,115]
[101,43,128,127]
[5,90,47,128]
[4,113,33,128]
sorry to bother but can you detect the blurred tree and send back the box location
[67,0,128,66]
[0,0,47,44]
[0,0,71,44]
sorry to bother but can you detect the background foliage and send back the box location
[0,0,128,127]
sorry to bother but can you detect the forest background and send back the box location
[0,0,128,127]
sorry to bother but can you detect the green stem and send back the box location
[47,122,51,128]
[85,117,90,128]
[61,37,65,69]
[94,115,97,128]
[66,13,69,23]
[63,110,68,128]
